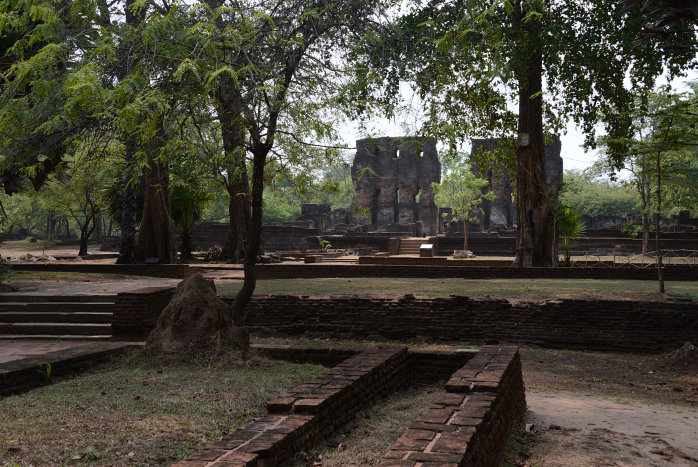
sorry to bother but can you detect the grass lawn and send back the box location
[0,351,325,466]
[215,277,698,302]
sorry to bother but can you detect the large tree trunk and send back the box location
[512,1,556,267]
[135,159,176,264]
[216,89,251,264]
[117,138,138,264]
[115,0,146,264]
[232,147,266,327]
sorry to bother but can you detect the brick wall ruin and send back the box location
[352,137,442,236]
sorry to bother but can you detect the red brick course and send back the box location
[173,347,409,466]
[380,345,526,467]
[112,291,698,352]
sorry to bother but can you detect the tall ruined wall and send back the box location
[351,137,441,235]
[470,137,563,230]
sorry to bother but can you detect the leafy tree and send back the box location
[0,191,47,238]
[42,156,108,256]
[170,183,210,261]
[146,0,379,330]
[555,203,586,266]
[597,86,698,292]
[433,165,493,251]
[560,170,638,217]
[596,86,698,257]
[262,189,301,224]
[346,0,698,267]
[0,0,98,195]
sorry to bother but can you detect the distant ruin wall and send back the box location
[352,137,442,236]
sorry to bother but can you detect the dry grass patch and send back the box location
[294,385,442,466]
[216,278,698,302]
[0,351,325,466]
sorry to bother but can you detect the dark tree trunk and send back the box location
[512,1,556,267]
[216,89,251,264]
[636,164,651,256]
[78,218,96,257]
[135,159,176,263]
[117,138,138,264]
[232,147,267,326]
[94,210,103,243]
[655,150,664,293]
[46,210,56,242]
[180,229,193,262]
[641,204,650,255]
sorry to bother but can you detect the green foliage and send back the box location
[262,189,301,224]
[170,183,210,235]
[595,85,698,217]
[432,165,493,224]
[37,362,52,383]
[317,237,332,252]
[555,204,586,266]
[560,170,639,217]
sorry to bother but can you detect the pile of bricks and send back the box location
[173,347,409,466]
[381,345,525,466]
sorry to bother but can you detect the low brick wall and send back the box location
[112,287,175,341]
[0,342,137,396]
[112,291,698,352]
[358,257,513,267]
[254,263,698,281]
[11,263,194,279]
[173,347,409,466]
[225,295,698,353]
[381,345,525,466]
[251,344,476,385]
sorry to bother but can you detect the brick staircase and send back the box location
[0,294,116,339]
[397,238,426,255]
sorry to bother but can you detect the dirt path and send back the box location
[522,390,698,466]
[504,347,698,466]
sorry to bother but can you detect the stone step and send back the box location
[0,294,116,303]
[0,322,112,336]
[0,302,115,313]
[0,312,113,324]
[398,238,427,254]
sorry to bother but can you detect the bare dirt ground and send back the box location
[505,347,698,467]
